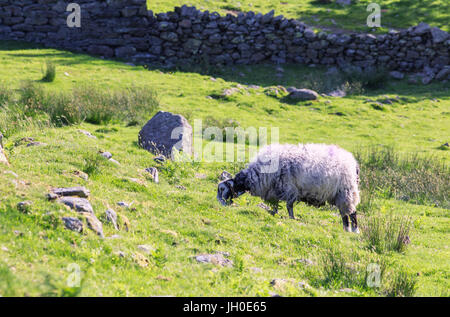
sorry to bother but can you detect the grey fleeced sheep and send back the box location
[217,143,361,233]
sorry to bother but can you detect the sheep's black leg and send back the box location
[270,206,278,216]
[350,212,359,234]
[342,215,351,232]
[287,201,295,219]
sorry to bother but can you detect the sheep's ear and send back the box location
[220,171,233,181]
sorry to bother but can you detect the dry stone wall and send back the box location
[0,1,449,78]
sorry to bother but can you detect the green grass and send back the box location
[0,40,449,296]
[147,0,450,32]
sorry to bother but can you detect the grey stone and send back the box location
[287,88,319,101]
[52,187,90,198]
[62,217,83,233]
[58,197,94,214]
[430,27,449,44]
[138,111,193,158]
[145,167,159,183]
[82,212,104,238]
[389,71,405,80]
[195,253,233,267]
[105,209,118,230]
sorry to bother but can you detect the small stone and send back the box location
[78,130,97,139]
[175,185,186,190]
[117,201,131,208]
[17,201,32,214]
[46,193,58,201]
[73,170,89,181]
[82,212,104,238]
[100,151,113,159]
[195,253,233,267]
[145,167,159,183]
[62,217,83,233]
[109,158,120,165]
[105,209,118,230]
[153,155,166,163]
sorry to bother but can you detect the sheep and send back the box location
[217,143,361,233]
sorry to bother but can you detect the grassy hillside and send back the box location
[147,0,450,32]
[0,40,449,297]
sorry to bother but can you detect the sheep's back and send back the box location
[249,144,359,203]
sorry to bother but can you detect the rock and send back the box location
[436,66,450,81]
[413,22,431,35]
[46,193,58,201]
[153,155,166,164]
[219,171,232,180]
[145,167,159,183]
[73,170,88,181]
[62,217,83,233]
[326,89,346,97]
[78,130,97,139]
[117,201,131,208]
[58,197,94,214]
[105,209,118,230]
[17,201,32,214]
[109,158,120,166]
[52,187,90,198]
[287,88,319,101]
[82,212,104,238]
[430,27,449,44]
[138,111,193,158]
[195,253,233,267]
[119,213,131,232]
[100,151,112,159]
[336,0,352,5]
[175,185,186,190]
[389,71,405,80]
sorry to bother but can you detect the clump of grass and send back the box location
[81,151,107,176]
[384,270,418,297]
[361,211,413,253]
[356,146,450,209]
[41,61,56,83]
[5,81,159,129]
[342,65,388,90]
[317,248,387,291]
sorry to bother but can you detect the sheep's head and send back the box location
[217,171,248,206]
[217,179,235,206]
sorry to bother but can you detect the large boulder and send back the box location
[138,111,192,158]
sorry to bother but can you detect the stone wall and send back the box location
[0,1,449,79]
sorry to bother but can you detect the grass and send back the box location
[147,0,450,32]
[0,40,449,297]
[41,61,56,83]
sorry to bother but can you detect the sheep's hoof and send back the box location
[344,226,352,232]
[352,227,360,234]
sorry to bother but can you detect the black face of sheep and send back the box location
[217,176,246,206]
